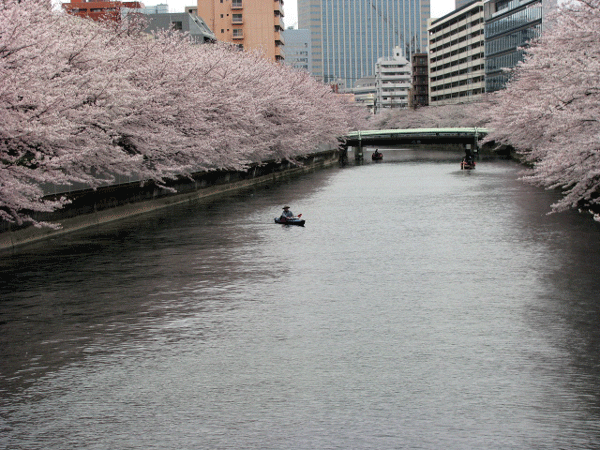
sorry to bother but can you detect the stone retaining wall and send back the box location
[1,149,339,252]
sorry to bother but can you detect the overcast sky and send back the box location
[139,0,457,28]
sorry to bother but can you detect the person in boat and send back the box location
[373,149,382,158]
[462,154,474,166]
[280,205,295,221]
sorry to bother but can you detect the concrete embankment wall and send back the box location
[0,148,339,252]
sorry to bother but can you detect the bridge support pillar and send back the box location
[339,146,348,165]
[354,143,363,161]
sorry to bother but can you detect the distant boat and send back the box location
[372,150,383,161]
[461,157,476,170]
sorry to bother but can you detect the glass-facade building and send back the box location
[298,0,430,89]
[484,0,555,92]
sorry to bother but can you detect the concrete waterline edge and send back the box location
[1,149,339,253]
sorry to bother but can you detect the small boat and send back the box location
[461,158,476,170]
[274,217,305,226]
[372,151,383,161]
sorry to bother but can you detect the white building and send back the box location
[375,47,412,111]
[427,0,485,105]
[141,3,169,14]
[344,76,377,114]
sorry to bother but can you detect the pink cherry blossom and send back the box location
[1,1,360,227]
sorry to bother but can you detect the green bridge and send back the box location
[343,128,489,161]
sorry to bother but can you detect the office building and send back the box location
[427,0,485,105]
[282,28,312,72]
[298,0,430,89]
[62,0,143,22]
[197,0,285,62]
[375,46,412,110]
[484,0,557,92]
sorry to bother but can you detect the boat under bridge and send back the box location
[342,128,489,161]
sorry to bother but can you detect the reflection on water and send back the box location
[2,159,600,449]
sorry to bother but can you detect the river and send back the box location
[1,152,600,449]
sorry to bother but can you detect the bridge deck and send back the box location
[346,128,488,139]
[342,128,489,161]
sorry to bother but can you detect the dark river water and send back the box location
[2,152,600,449]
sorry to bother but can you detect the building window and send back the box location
[232,14,242,24]
[233,29,243,39]
[232,0,243,8]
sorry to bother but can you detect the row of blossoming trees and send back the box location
[0,1,361,227]
[372,0,600,217]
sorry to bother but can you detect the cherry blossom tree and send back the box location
[0,0,358,227]
[366,102,491,130]
[486,0,600,216]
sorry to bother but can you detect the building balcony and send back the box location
[274,0,284,15]
[274,29,284,45]
[431,81,485,97]
[379,72,411,79]
[275,46,284,61]
[433,62,484,79]
[379,79,411,86]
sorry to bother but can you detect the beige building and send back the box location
[197,0,285,62]
[427,0,485,106]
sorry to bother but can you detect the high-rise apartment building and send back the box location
[484,0,556,92]
[197,0,285,62]
[298,0,430,90]
[427,0,485,105]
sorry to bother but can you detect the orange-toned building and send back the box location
[197,0,284,62]
[62,1,144,22]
